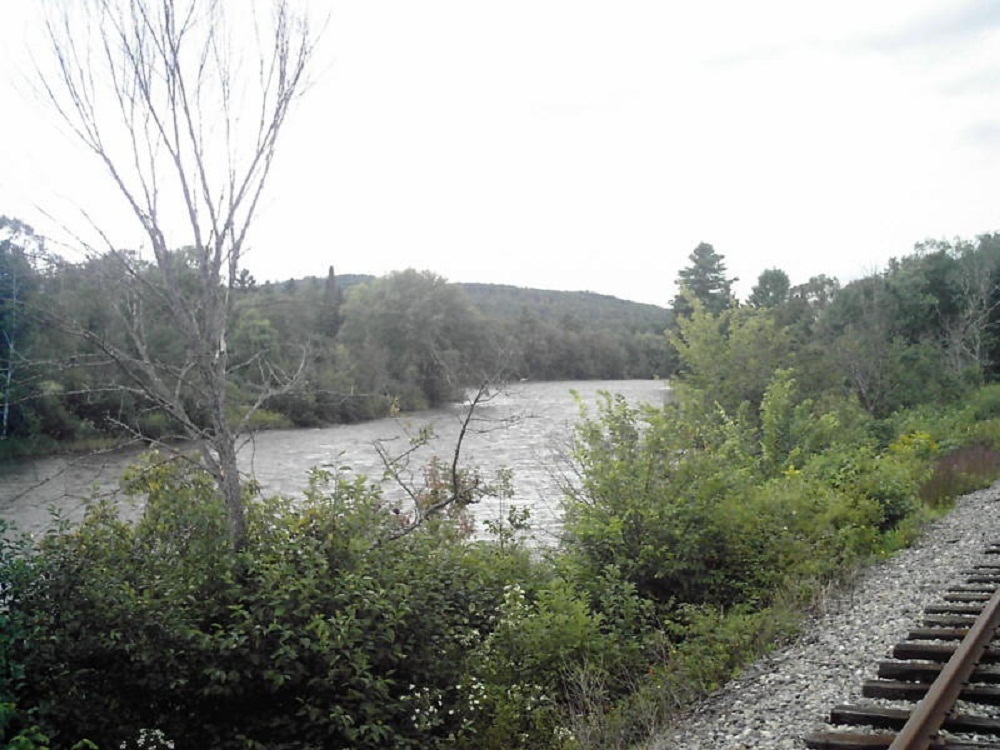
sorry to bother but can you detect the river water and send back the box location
[0,380,667,542]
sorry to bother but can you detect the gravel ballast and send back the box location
[647,481,1000,750]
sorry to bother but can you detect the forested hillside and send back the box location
[460,283,674,380]
[0,231,674,456]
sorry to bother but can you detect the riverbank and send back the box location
[0,406,298,463]
[0,434,126,462]
[1,381,674,464]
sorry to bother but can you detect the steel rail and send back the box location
[888,585,1000,749]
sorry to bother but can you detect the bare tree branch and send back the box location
[374,377,524,544]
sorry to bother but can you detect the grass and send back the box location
[920,444,1000,507]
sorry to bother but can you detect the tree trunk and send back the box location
[1,271,17,440]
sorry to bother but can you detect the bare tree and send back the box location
[944,240,1000,379]
[35,0,317,545]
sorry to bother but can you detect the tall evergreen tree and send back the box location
[319,265,344,338]
[672,242,735,317]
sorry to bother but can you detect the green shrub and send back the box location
[968,383,1000,420]
[0,524,48,750]
[801,443,924,531]
[459,579,602,749]
[564,394,763,608]
[238,407,292,431]
[4,456,594,750]
[260,389,324,427]
[12,382,1000,750]
[564,392,895,614]
[0,703,52,750]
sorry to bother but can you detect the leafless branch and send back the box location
[374,377,520,544]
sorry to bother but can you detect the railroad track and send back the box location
[804,542,1000,749]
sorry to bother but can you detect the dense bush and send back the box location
[561,391,886,613]
[1,456,643,750]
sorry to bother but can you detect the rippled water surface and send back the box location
[1,380,667,540]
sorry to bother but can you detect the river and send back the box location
[0,380,668,543]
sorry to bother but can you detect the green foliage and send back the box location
[669,300,792,417]
[759,369,799,474]
[671,242,735,317]
[464,580,603,749]
[0,522,32,717]
[460,283,673,380]
[4,248,674,453]
[554,379,1000,745]
[1,703,51,750]
[800,442,925,531]
[460,283,670,336]
[748,268,791,309]
[561,378,996,665]
[9,392,1000,749]
[5,455,608,750]
[235,408,292,431]
[338,270,488,409]
[474,580,605,690]
[15,223,1000,748]
[967,383,1000,420]
[562,390,891,617]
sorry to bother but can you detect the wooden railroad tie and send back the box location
[804,547,1000,750]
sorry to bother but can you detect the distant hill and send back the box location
[335,273,376,291]
[278,273,674,379]
[298,273,673,334]
[458,282,672,334]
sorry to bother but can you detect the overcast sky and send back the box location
[2,1,1000,306]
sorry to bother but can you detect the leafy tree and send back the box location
[671,242,735,318]
[791,274,839,310]
[817,270,962,416]
[235,268,257,291]
[781,274,840,340]
[36,0,316,545]
[669,298,792,416]
[748,268,790,309]
[339,270,489,409]
[917,235,1000,379]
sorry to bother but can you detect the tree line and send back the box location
[6,228,1000,458]
[0,238,674,456]
[668,236,1000,420]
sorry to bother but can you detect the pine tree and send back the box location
[672,242,735,317]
